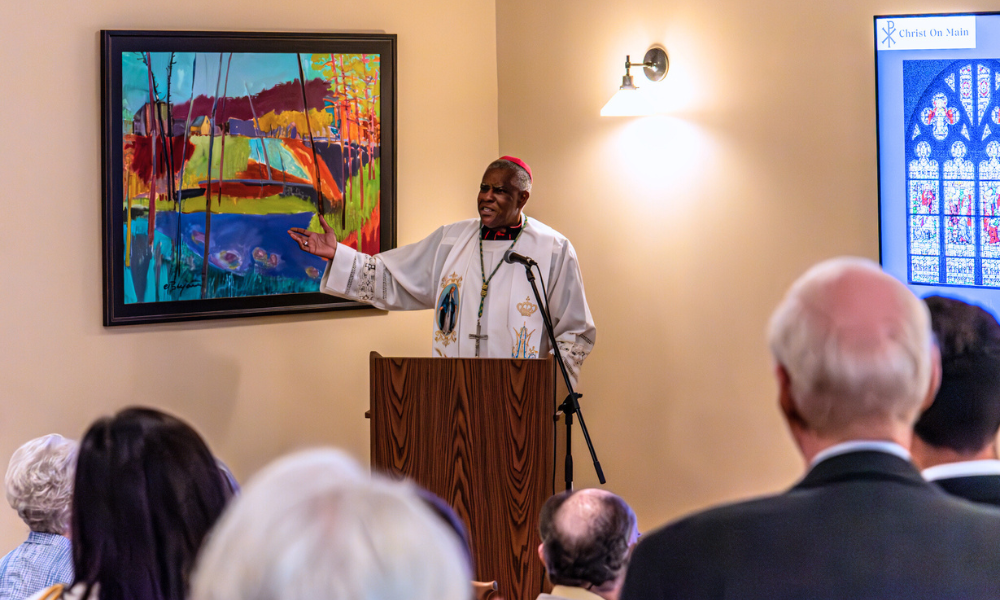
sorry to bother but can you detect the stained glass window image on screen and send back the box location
[876,13,1000,315]
[904,60,1000,286]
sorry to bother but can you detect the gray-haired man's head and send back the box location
[538,488,638,599]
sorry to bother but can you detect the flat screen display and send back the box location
[875,12,1000,313]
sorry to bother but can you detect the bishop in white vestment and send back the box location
[289,157,596,382]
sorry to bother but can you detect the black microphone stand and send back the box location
[518,262,605,490]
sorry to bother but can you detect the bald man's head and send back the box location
[768,257,934,437]
[538,489,637,592]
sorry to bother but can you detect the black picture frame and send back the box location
[101,30,396,325]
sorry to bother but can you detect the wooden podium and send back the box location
[369,352,557,600]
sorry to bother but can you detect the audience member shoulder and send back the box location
[24,583,94,600]
[634,492,787,553]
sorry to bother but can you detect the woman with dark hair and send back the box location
[28,407,231,600]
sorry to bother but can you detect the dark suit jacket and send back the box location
[933,474,1000,507]
[621,451,1000,600]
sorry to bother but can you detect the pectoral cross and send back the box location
[469,320,488,357]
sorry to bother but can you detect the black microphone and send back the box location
[503,249,537,266]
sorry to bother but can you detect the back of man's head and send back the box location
[768,257,934,437]
[538,488,637,592]
[914,296,1000,454]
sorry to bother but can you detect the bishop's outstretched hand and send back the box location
[288,214,338,260]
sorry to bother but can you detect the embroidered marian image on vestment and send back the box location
[511,297,539,358]
[435,272,462,346]
[511,323,538,358]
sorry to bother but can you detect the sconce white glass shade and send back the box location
[600,88,657,117]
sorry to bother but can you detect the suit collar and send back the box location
[809,440,910,467]
[923,459,1000,481]
[796,449,927,491]
[931,472,1000,506]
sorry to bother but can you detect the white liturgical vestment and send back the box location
[320,215,596,382]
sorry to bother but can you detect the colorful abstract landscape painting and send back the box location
[102,32,395,325]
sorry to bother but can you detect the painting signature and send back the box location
[163,282,202,292]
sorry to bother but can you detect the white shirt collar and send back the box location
[922,459,1000,481]
[809,440,911,468]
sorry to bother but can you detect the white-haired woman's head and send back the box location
[767,257,934,436]
[5,434,78,535]
[191,448,470,600]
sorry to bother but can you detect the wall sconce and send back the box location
[600,46,669,117]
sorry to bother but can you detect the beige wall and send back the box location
[494,0,998,532]
[1,0,993,554]
[0,0,498,547]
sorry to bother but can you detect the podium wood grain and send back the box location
[370,352,555,600]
